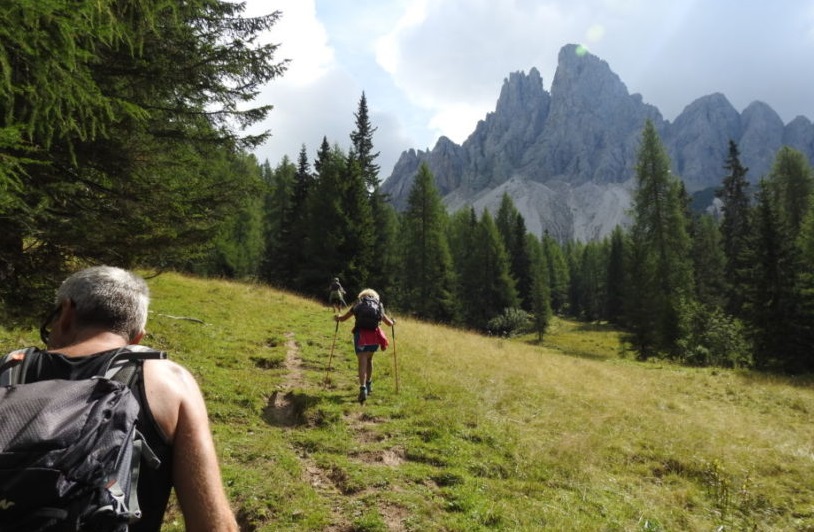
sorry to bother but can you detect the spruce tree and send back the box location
[0,1,286,304]
[339,156,376,292]
[299,144,348,295]
[574,241,607,322]
[349,92,381,192]
[626,120,694,358]
[348,92,396,294]
[473,211,519,330]
[742,180,800,370]
[768,146,813,239]
[496,194,533,310]
[448,208,482,327]
[527,234,552,341]
[605,226,627,325]
[717,140,751,317]
[542,232,570,315]
[691,214,727,309]
[400,163,457,321]
[796,206,814,371]
[260,156,296,284]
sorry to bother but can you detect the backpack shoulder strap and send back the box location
[0,347,41,386]
[102,345,168,387]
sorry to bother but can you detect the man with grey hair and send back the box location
[30,266,238,531]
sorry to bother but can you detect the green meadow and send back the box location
[3,272,813,531]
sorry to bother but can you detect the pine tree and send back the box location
[796,206,814,371]
[541,232,570,314]
[527,234,552,341]
[260,156,297,284]
[496,194,533,310]
[767,146,813,239]
[716,140,751,317]
[605,226,627,325]
[0,1,286,304]
[349,92,381,192]
[299,144,348,295]
[399,163,457,321]
[473,211,519,330]
[742,180,800,370]
[283,145,316,283]
[738,147,814,372]
[339,156,376,291]
[204,155,267,278]
[574,241,607,321]
[691,214,727,309]
[626,120,694,358]
[448,208,482,327]
[348,92,396,293]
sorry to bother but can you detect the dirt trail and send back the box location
[264,332,305,427]
[267,331,408,531]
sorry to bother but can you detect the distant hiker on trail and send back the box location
[328,277,347,313]
[334,288,395,404]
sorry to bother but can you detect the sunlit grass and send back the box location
[2,272,812,530]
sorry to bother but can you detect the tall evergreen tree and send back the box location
[281,145,316,284]
[399,163,457,321]
[448,208,482,327]
[260,156,296,284]
[626,120,694,358]
[527,234,552,341]
[348,92,396,294]
[338,156,376,291]
[0,1,286,304]
[203,155,266,278]
[541,232,570,315]
[716,140,752,317]
[349,92,381,192]
[573,241,607,321]
[795,205,814,371]
[767,146,813,239]
[495,194,533,310]
[471,211,519,330]
[742,179,800,370]
[299,145,348,295]
[691,214,727,309]
[605,226,627,325]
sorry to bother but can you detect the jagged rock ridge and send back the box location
[381,44,814,242]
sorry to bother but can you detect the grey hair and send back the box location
[56,266,149,341]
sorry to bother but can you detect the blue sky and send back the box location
[243,0,814,178]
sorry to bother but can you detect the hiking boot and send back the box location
[358,386,367,404]
[366,380,372,395]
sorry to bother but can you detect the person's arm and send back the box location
[381,305,395,327]
[335,306,354,322]
[144,360,238,531]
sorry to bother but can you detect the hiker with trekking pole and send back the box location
[334,288,395,404]
[327,277,347,313]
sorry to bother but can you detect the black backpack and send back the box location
[355,296,383,330]
[0,346,166,531]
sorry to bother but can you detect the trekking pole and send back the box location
[325,319,339,387]
[391,322,399,394]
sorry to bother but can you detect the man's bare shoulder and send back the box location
[141,357,204,442]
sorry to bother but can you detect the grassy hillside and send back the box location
[3,272,813,531]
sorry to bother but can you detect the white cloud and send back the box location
[243,0,334,86]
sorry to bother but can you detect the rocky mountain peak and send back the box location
[380,44,814,242]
